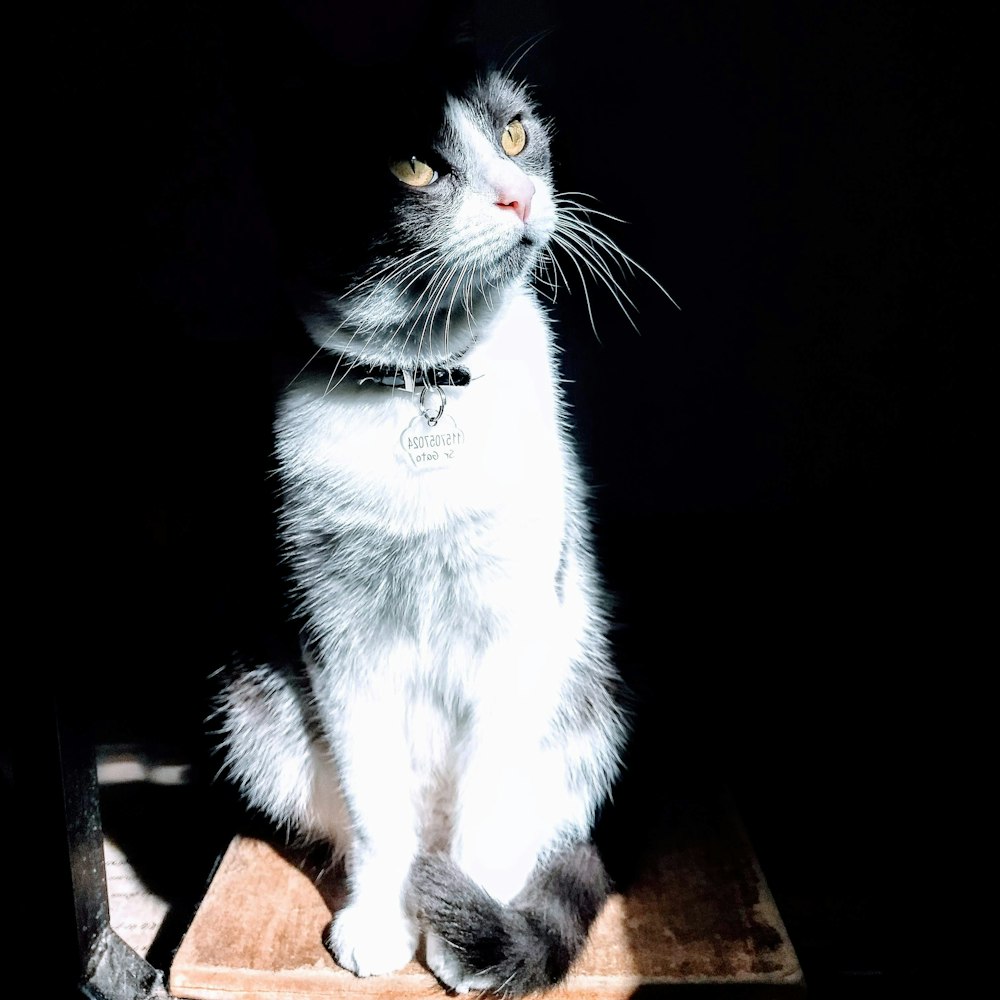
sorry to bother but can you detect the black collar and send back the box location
[306,354,471,389]
[357,363,471,389]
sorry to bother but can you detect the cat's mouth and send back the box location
[502,219,546,257]
[489,232,538,279]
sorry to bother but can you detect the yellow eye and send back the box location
[389,157,438,187]
[501,119,526,156]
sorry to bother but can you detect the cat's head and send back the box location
[270,69,558,370]
[250,9,672,373]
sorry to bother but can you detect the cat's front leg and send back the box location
[327,852,418,977]
[424,724,592,994]
[452,732,588,903]
[324,684,421,977]
[453,628,597,905]
[421,624,603,994]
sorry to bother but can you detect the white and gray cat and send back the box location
[215,67,656,995]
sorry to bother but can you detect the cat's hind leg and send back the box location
[213,661,352,846]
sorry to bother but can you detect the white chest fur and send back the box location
[277,287,569,553]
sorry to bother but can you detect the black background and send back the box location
[42,1,976,995]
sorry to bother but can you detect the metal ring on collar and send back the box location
[419,384,446,426]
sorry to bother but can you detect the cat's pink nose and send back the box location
[496,178,535,223]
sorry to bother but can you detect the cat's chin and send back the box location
[304,315,480,372]
[483,231,547,286]
[300,244,545,369]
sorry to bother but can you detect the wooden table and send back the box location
[170,794,803,999]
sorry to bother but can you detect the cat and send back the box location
[214,58,663,996]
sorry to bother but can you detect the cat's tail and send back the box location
[409,842,610,997]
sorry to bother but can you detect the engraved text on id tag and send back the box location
[400,413,466,469]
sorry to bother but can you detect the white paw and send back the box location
[327,902,417,977]
[425,931,494,994]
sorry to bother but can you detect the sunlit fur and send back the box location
[214,69,659,996]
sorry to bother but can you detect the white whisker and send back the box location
[500,28,554,79]
[548,233,601,340]
[552,199,681,313]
